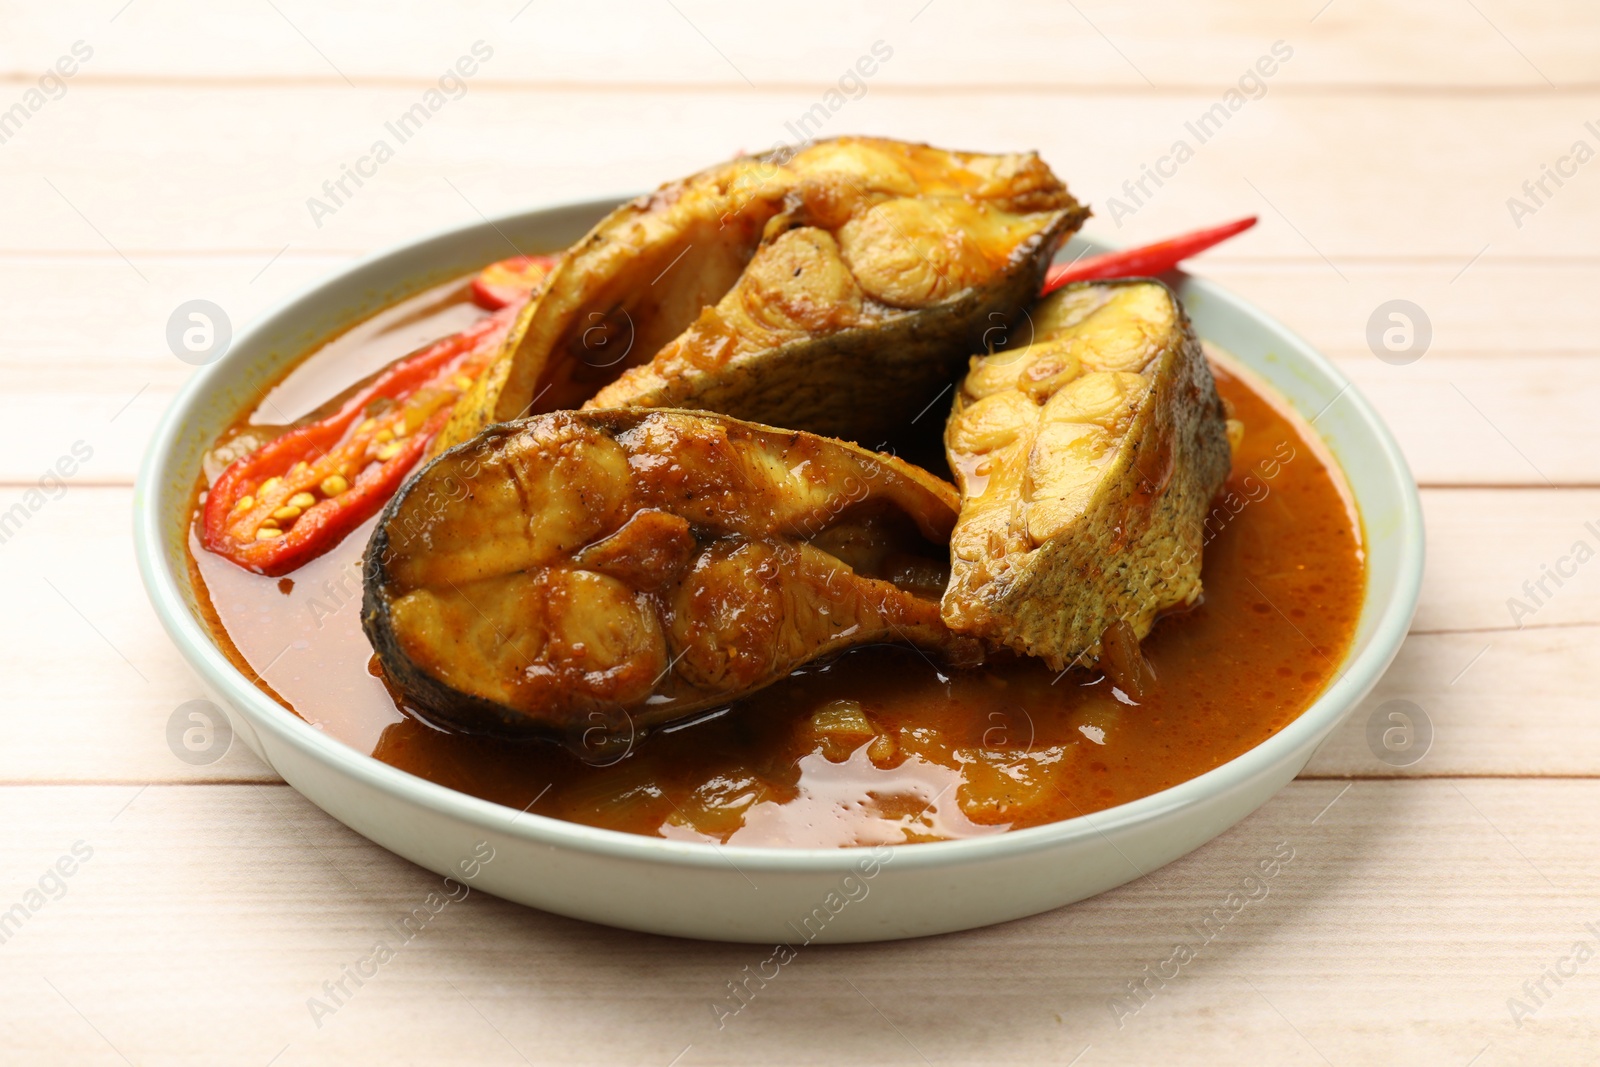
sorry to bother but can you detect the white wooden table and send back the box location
[4,3,1597,1062]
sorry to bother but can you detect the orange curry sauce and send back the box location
[189,275,1366,848]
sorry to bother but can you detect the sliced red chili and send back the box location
[471,254,559,310]
[201,306,518,576]
[1042,216,1257,294]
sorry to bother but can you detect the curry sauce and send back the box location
[189,276,1365,848]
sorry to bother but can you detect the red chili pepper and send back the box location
[471,254,559,310]
[201,306,518,576]
[1042,216,1257,295]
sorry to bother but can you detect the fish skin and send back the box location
[430,174,771,455]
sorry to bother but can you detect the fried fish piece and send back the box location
[432,137,1086,452]
[586,141,1086,441]
[941,280,1231,671]
[365,409,980,738]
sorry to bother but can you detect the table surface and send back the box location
[4,2,1599,1063]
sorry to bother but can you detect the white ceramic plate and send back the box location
[136,197,1423,943]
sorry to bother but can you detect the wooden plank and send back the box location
[1332,355,1595,487]
[1309,626,1600,777]
[0,488,277,784]
[0,87,1596,260]
[6,486,1598,783]
[0,254,347,395]
[1199,259,1600,361]
[6,257,1594,395]
[1416,490,1600,631]
[8,356,1597,487]
[6,250,1598,485]
[4,0,1595,88]
[0,779,1594,1063]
